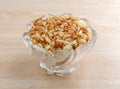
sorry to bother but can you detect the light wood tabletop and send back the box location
[0,0,120,89]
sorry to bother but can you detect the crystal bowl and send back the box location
[23,14,97,76]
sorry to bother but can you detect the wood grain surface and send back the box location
[0,0,120,89]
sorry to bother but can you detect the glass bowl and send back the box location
[23,14,97,76]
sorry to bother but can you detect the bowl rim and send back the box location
[23,14,97,53]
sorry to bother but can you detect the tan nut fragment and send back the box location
[77,39,86,44]
[65,38,73,42]
[32,39,38,44]
[58,31,64,37]
[68,30,74,34]
[45,36,51,43]
[76,30,82,36]
[63,44,72,50]
[72,40,77,45]
[49,41,55,47]
[63,34,71,39]
[45,45,51,50]
[55,40,63,48]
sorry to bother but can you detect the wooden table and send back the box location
[0,0,120,89]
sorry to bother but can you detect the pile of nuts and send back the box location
[29,14,91,52]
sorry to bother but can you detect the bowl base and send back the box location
[40,63,76,76]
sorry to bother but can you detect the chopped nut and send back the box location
[45,36,51,43]
[77,26,80,30]
[31,34,36,38]
[58,31,64,37]
[49,33,53,37]
[39,37,44,41]
[72,40,77,45]
[44,29,48,33]
[46,18,51,23]
[42,22,46,25]
[71,34,77,39]
[29,14,91,51]
[36,33,40,38]
[42,43,48,48]
[32,39,38,44]
[49,41,55,47]
[34,26,41,30]
[57,28,63,31]
[79,20,87,27]
[83,33,88,40]
[63,40,70,45]
[73,23,77,26]
[41,34,45,38]
[77,39,86,44]
[71,26,76,31]
[56,47,62,50]
[38,43,42,47]
[50,47,55,51]
[72,44,78,49]
[62,14,70,19]
[29,31,36,36]
[63,44,72,50]
[65,38,72,42]
[68,30,74,34]
[34,33,41,41]
[60,25,64,28]
[70,15,78,21]
[73,21,79,26]
[76,30,83,36]
[45,45,51,50]
[53,32,58,35]
[55,40,63,48]
[63,34,71,39]
[34,20,42,26]
[67,22,72,26]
